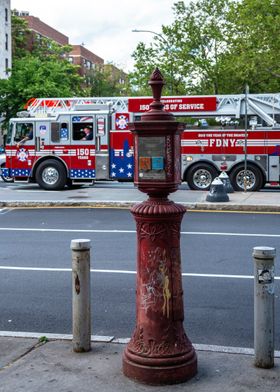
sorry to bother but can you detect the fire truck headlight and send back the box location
[255,155,261,161]
[186,156,193,162]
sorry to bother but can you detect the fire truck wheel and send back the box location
[35,160,67,190]
[0,164,14,183]
[230,164,262,191]
[186,163,218,190]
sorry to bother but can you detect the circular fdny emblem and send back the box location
[17,148,29,162]
[116,114,128,130]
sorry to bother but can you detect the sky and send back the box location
[11,0,182,72]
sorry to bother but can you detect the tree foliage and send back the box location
[0,16,83,126]
[0,16,129,128]
[224,0,280,93]
[130,0,280,95]
[85,65,130,97]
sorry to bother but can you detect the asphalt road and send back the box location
[0,207,279,350]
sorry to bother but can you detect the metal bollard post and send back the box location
[252,246,276,368]
[71,239,91,353]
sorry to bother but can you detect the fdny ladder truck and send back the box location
[2,93,280,191]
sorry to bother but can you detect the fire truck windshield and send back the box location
[14,123,34,143]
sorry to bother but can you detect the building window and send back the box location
[5,8,8,22]
[5,58,9,74]
[5,34,8,50]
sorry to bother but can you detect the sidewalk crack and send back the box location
[0,340,48,371]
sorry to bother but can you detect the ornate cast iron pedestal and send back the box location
[122,69,197,385]
[123,198,197,384]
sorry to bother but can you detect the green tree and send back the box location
[130,0,280,95]
[130,0,233,95]
[223,0,280,93]
[170,0,233,94]
[130,42,166,95]
[85,65,130,97]
[11,13,31,59]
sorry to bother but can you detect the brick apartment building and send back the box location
[104,63,126,86]
[69,45,104,78]
[17,12,106,82]
[20,15,69,46]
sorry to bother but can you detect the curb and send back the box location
[0,200,280,212]
[0,331,280,357]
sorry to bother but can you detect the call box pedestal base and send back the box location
[122,198,197,385]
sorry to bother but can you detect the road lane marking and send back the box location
[182,231,280,237]
[190,209,280,215]
[0,227,135,233]
[0,266,279,280]
[0,227,279,237]
[0,209,11,215]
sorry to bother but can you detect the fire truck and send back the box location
[2,93,280,191]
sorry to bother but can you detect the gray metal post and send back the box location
[71,239,91,353]
[252,246,276,368]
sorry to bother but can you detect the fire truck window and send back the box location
[14,123,33,142]
[60,123,69,141]
[72,119,94,141]
[51,122,60,142]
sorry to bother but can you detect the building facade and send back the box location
[13,10,126,90]
[21,15,69,46]
[104,63,126,85]
[0,0,12,79]
[69,45,104,79]
[18,13,104,84]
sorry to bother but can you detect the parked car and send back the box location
[0,146,13,182]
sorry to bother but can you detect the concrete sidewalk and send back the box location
[0,336,280,392]
[0,182,279,211]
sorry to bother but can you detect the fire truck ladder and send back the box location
[26,97,130,116]
[26,94,280,126]
[215,94,280,126]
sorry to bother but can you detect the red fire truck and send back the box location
[2,93,280,191]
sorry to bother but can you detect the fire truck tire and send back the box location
[229,164,263,191]
[186,163,218,190]
[0,164,14,183]
[35,160,67,190]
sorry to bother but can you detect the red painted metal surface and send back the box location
[128,96,217,113]
[123,199,197,385]
[122,68,197,385]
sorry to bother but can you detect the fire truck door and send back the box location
[12,121,37,176]
[95,115,109,180]
[35,121,50,153]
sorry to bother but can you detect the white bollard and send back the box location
[252,246,276,368]
[71,239,91,353]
